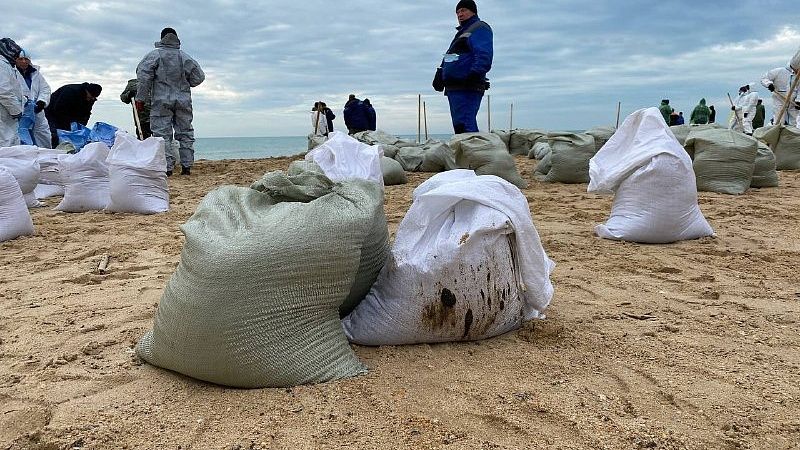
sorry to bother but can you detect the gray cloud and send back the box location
[5,0,799,136]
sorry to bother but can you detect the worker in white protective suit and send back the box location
[761,62,800,127]
[15,49,52,148]
[0,38,24,147]
[729,83,759,135]
[135,27,205,176]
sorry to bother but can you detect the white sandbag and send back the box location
[54,143,110,212]
[684,129,758,195]
[0,167,34,242]
[590,108,714,244]
[33,149,65,199]
[306,131,383,185]
[381,156,407,185]
[343,170,555,345]
[450,133,527,188]
[753,125,800,170]
[751,142,779,188]
[0,146,41,208]
[106,132,169,214]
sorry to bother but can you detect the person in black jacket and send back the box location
[44,82,101,147]
[363,98,376,131]
[343,94,369,134]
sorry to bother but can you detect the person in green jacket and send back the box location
[690,98,710,124]
[659,99,673,124]
[120,79,151,138]
[752,98,766,130]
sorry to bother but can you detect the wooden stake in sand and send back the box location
[615,102,622,129]
[423,101,429,141]
[727,93,743,131]
[487,95,492,131]
[418,94,422,143]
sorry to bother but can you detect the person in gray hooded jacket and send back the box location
[136,27,205,175]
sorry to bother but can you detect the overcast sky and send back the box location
[5,0,800,137]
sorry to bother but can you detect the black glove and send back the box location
[768,84,775,92]
[795,101,800,109]
[34,100,45,114]
[731,106,736,111]
[11,113,21,120]
[432,67,444,92]
[743,113,749,118]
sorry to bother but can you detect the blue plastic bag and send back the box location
[57,122,92,151]
[90,122,118,148]
[17,100,36,145]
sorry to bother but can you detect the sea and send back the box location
[193,134,453,161]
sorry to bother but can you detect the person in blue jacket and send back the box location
[433,0,492,134]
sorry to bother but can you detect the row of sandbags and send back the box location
[137,132,554,388]
[349,130,528,189]
[0,133,170,243]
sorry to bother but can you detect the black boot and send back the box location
[180,166,191,176]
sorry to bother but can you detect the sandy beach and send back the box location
[1,155,799,450]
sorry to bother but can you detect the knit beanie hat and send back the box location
[161,27,177,39]
[456,0,477,14]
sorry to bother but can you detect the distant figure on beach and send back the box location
[15,49,52,147]
[659,99,673,124]
[761,61,800,126]
[676,111,685,125]
[730,83,758,135]
[433,0,493,134]
[45,82,102,148]
[690,98,710,124]
[311,102,329,136]
[0,37,24,147]
[752,99,766,130]
[136,27,205,176]
[709,105,716,123]
[343,94,369,135]
[120,79,151,139]
[320,102,335,134]
[363,98,376,131]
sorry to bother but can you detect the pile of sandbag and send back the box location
[753,125,800,170]
[450,133,527,188]
[33,148,65,199]
[106,132,169,214]
[534,132,597,183]
[669,123,723,146]
[684,129,758,195]
[509,129,547,155]
[352,129,416,159]
[588,107,714,243]
[343,170,554,345]
[0,167,34,242]
[751,142,779,188]
[0,146,40,208]
[55,143,111,212]
[394,140,456,173]
[137,162,388,388]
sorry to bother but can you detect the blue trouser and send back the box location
[446,90,484,134]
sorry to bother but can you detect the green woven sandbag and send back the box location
[753,125,800,170]
[450,132,527,188]
[685,128,757,195]
[751,142,779,188]
[381,156,407,185]
[137,168,388,388]
[541,132,596,184]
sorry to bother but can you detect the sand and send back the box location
[1,155,799,450]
